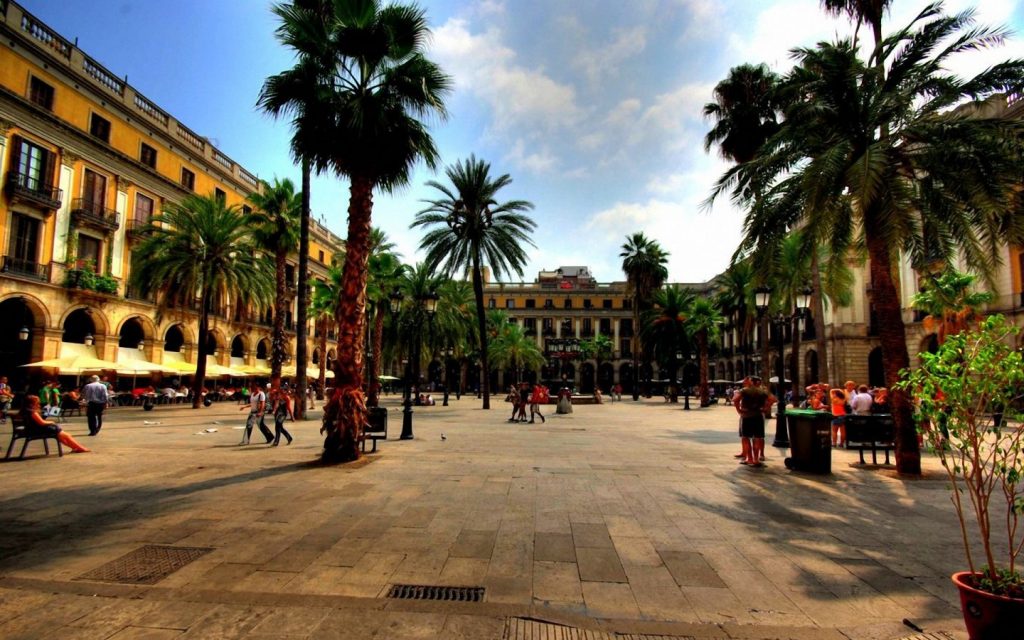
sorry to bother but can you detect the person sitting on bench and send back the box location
[21,395,90,453]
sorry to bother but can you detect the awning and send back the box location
[116,347,177,374]
[21,343,122,373]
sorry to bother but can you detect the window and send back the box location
[542,318,554,334]
[563,298,572,309]
[78,234,101,267]
[11,214,40,264]
[134,193,154,223]
[599,318,611,335]
[89,113,111,143]
[488,298,496,309]
[544,299,554,309]
[505,299,515,309]
[524,318,537,333]
[318,250,325,263]
[28,76,54,110]
[140,143,157,169]
[242,205,252,215]
[582,318,593,335]
[10,136,56,192]
[620,339,632,358]
[603,299,613,309]
[525,299,535,309]
[180,167,195,190]
[620,319,634,337]
[622,299,633,310]
[215,188,226,203]
[583,299,592,309]
[83,169,107,208]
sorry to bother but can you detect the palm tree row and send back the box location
[705,1,1024,475]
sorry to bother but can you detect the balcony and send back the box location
[125,218,152,242]
[70,198,119,233]
[6,171,62,211]
[2,255,50,282]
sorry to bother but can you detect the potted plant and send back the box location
[897,315,1024,639]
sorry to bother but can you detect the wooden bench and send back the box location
[5,414,63,460]
[361,407,388,453]
[844,414,895,465]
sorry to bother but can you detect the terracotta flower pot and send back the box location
[952,571,1024,639]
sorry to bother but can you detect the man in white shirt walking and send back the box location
[239,384,274,445]
[82,375,109,436]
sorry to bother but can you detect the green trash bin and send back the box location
[784,408,833,474]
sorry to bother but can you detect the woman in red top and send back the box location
[830,388,847,447]
[21,395,90,453]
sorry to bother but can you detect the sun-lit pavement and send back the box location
[0,394,967,639]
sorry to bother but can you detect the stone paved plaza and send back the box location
[0,396,968,639]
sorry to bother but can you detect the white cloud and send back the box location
[504,139,558,174]
[572,26,648,84]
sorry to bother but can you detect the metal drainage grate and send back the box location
[75,545,213,585]
[386,584,485,602]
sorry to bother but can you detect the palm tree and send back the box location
[640,285,693,402]
[703,63,781,167]
[821,0,890,57]
[131,194,274,408]
[258,0,338,420]
[413,155,536,410]
[247,178,302,388]
[266,0,450,462]
[490,322,545,384]
[365,229,404,406]
[620,233,669,400]
[394,263,446,399]
[714,5,1024,474]
[310,263,343,396]
[715,263,755,375]
[685,297,722,407]
[912,270,994,345]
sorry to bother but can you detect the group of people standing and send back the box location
[802,380,890,448]
[506,383,549,423]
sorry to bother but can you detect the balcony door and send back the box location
[78,234,101,269]
[10,213,41,268]
[83,169,106,210]
[10,136,55,192]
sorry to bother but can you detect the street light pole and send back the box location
[754,286,812,449]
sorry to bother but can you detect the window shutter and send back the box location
[9,135,23,178]
[44,147,56,189]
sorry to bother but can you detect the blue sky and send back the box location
[24,0,1024,283]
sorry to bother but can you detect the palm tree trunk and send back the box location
[323,175,373,463]
[632,293,640,400]
[811,252,830,384]
[294,157,311,419]
[317,316,326,399]
[271,249,287,388]
[698,332,709,407]
[193,292,210,409]
[471,255,491,409]
[866,230,921,475]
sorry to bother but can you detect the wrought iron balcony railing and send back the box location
[2,255,50,281]
[70,198,119,232]
[5,171,62,210]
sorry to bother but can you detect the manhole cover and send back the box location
[75,545,213,585]
[386,584,484,602]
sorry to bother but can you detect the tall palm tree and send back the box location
[258,0,337,420]
[247,178,302,388]
[413,155,536,410]
[912,270,994,345]
[131,194,274,408]
[394,263,446,398]
[640,285,693,402]
[266,0,450,462]
[365,229,404,406]
[685,297,722,407]
[715,262,755,375]
[821,0,890,58]
[703,63,781,167]
[714,5,1024,474]
[620,233,669,400]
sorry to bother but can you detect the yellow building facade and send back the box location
[0,1,341,392]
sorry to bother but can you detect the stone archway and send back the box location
[597,362,614,392]
[0,296,45,390]
[164,325,186,352]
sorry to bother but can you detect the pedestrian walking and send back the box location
[271,384,294,446]
[529,383,547,423]
[82,375,109,436]
[239,384,274,445]
[556,386,573,414]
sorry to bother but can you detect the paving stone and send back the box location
[581,581,641,618]
[533,561,584,605]
[576,547,627,583]
[570,523,614,549]
[659,550,727,588]
[534,532,576,562]
[448,530,496,559]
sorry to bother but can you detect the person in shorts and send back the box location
[733,376,771,467]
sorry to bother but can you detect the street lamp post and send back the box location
[754,286,812,448]
[442,347,453,406]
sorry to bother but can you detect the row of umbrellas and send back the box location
[20,354,335,379]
